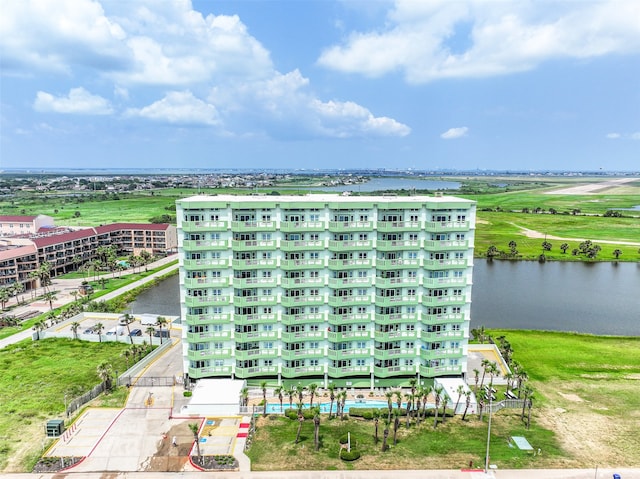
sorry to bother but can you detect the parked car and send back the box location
[83,328,94,334]
[153,330,170,338]
[129,328,142,337]
[105,327,117,336]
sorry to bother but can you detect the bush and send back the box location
[339,448,361,461]
[183,391,192,397]
[339,434,357,447]
[285,409,298,420]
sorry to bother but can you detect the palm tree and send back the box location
[385,390,394,421]
[461,391,472,421]
[613,249,622,259]
[526,389,535,429]
[12,282,25,305]
[286,386,295,411]
[121,348,132,369]
[339,390,347,420]
[381,418,390,452]
[560,242,569,254]
[32,319,47,340]
[373,410,380,443]
[93,322,104,342]
[294,413,304,444]
[440,389,448,423]
[404,392,413,428]
[313,409,321,451]
[146,326,155,345]
[43,291,57,310]
[327,383,336,419]
[96,361,113,391]
[432,385,444,429]
[486,245,499,260]
[479,359,491,391]
[295,384,305,413]
[38,261,52,293]
[189,422,202,460]
[260,380,268,417]
[394,389,403,411]
[70,321,80,340]
[392,409,400,445]
[240,387,248,408]
[155,316,168,344]
[308,383,318,408]
[274,385,284,412]
[121,313,135,344]
[521,385,534,421]
[454,384,465,416]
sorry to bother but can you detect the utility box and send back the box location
[46,419,65,437]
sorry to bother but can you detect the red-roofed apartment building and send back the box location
[95,223,177,256]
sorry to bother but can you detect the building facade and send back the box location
[177,194,476,388]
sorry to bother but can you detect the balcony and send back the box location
[183,258,230,269]
[186,331,232,341]
[421,313,466,324]
[281,348,325,360]
[328,221,373,232]
[281,313,325,325]
[374,295,417,307]
[376,221,421,232]
[327,330,371,342]
[232,239,277,251]
[328,313,372,325]
[234,348,278,361]
[419,348,464,361]
[373,365,415,378]
[184,295,231,307]
[280,259,324,270]
[328,277,372,287]
[420,330,465,342]
[234,314,278,324]
[422,295,466,307]
[376,258,420,270]
[424,221,469,233]
[374,277,419,288]
[282,330,325,342]
[231,220,276,232]
[187,348,233,361]
[423,239,468,251]
[188,365,232,378]
[374,313,418,325]
[181,220,229,232]
[280,240,324,251]
[282,365,324,377]
[185,313,231,324]
[280,221,325,232]
[328,365,370,378]
[376,239,420,251]
[233,277,278,289]
[374,348,415,360]
[231,258,277,269]
[235,365,278,378]
[422,277,467,288]
[328,240,373,251]
[423,258,468,270]
[374,330,417,341]
[327,348,370,360]
[419,364,463,377]
[328,295,372,307]
[280,295,325,307]
[234,330,278,342]
[183,239,229,251]
[281,277,325,288]
[233,295,278,308]
[328,258,373,270]
[184,277,229,288]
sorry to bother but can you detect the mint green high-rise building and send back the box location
[177,194,475,388]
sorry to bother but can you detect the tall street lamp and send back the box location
[485,394,493,474]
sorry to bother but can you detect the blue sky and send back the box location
[1,0,639,172]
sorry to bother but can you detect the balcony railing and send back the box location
[184,295,231,307]
[280,259,325,270]
[188,365,232,378]
[282,365,324,377]
[280,240,324,251]
[231,220,276,231]
[281,348,324,360]
[374,313,418,324]
[235,365,279,378]
[423,239,468,251]
[328,365,370,377]
[328,295,372,307]
[373,365,415,378]
[327,330,371,342]
[376,221,421,232]
[281,313,325,324]
[282,330,325,342]
[376,239,420,251]
[423,258,468,270]
[328,240,373,251]
[181,220,228,232]
[231,258,277,269]
[280,221,325,232]
[328,221,373,231]
[424,221,469,232]
[419,364,463,377]
[328,258,373,270]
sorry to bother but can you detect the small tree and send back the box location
[295,414,304,444]
[260,380,268,417]
[146,326,155,345]
[93,322,104,342]
[97,361,113,391]
[189,422,202,460]
[70,321,80,340]
[313,409,321,451]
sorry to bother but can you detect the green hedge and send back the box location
[339,448,361,461]
[348,407,406,418]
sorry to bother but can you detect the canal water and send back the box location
[130,260,640,336]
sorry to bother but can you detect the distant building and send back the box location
[95,223,177,256]
[0,215,54,236]
[177,194,476,388]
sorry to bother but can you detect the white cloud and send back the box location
[125,91,220,126]
[631,132,640,140]
[606,133,621,139]
[33,87,113,115]
[607,132,640,140]
[318,1,640,83]
[441,127,468,140]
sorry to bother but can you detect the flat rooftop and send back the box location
[178,193,474,205]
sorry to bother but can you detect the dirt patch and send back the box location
[142,421,194,472]
[557,392,583,402]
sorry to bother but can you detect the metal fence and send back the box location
[124,376,179,387]
[65,382,106,418]
[490,399,525,413]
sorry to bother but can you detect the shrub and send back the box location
[183,391,192,397]
[285,409,298,420]
[339,434,357,447]
[339,448,361,461]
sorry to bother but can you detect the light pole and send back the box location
[64,393,68,418]
[485,394,492,474]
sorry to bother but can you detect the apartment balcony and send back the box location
[233,277,278,289]
[419,348,464,361]
[422,295,466,307]
[374,277,419,288]
[419,364,463,378]
[234,330,278,342]
[421,313,466,324]
[231,220,276,232]
[328,221,373,232]
[374,312,418,325]
[281,348,325,360]
[328,240,373,251]
[328,313,372,325]
[181,220,229,232]
[420,330,465,342]
[182,239,229,251]
[424,221,470,233]
[328,258,373,270]
[280,295,325,307]
[328,295,372,307]
[373,348,415,360]
[423,239,468,251]
[235,365,278,378]
[188,365,232,378]
[280,240,324,251]
[374,295,417,307]
[185,313,231,325]
[327,330,371,342]
[422,277,467,288]
[183,258,230,269]
[281,330,325,342]
[184,295,231,307]
[282,365,324,377]
[376,239,420,251]
[374,330,417,342]
[231,258,277,269]
[186,331,232,342]
[281,313,325,325]
[376,258,420,270]
[187,348,233,361]
[281,277,324,288]
[423,259,468,270]
[232,239,277,251]
[280,221,325,232]
[376,221,421,232]
[373,365,415,378]
[233,295,278,308]
[184,277,230,288]
[280,259,325,270]
[235,348,278,361]
[328,365,370,378]
[328,277,372,288]
[234,314,278,325]
[327,348,370,360]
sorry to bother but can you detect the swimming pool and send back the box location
[264,399,398,414]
